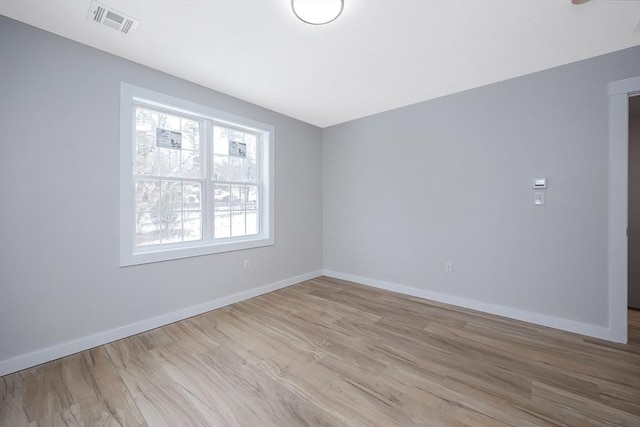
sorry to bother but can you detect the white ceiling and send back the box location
[1,0,639,127]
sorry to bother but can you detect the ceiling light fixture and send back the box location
[291,0,344,25]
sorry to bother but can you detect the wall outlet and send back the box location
[243,259,251,271]
[445,262,453,274]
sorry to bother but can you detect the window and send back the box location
[120,83,274,266]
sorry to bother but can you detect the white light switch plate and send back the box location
[533,178,547,189]
[534,191,546,205]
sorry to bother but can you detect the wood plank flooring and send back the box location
[1,276,639,426]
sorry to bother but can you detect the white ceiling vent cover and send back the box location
[87,1,139,34]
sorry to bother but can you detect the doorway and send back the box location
[629,95,640,310]
[609,76,639,343]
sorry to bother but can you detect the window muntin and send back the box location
[120,83,274,266]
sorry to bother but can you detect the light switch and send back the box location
[534,191,546,205]
[533,178,547,189]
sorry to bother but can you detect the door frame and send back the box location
[609,76,640,343]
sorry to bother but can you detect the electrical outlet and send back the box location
[445,263,453,274]
[243,259,251,271]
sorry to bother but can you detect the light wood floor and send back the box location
[1,276,639,426]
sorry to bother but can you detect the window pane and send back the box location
[184,211,202,242]
[157,147,181,177]
[136,108,203,180]
[231,212,246,237]
[161,212,182,243]
[229,157,243,181]
[244,157,257,182]
[214,184,230,211]
[135,108,158,176]
[215,213,230,238]
[246,211,259,236]
[135,131,157,176]
[213,155,228,181]
[136,212,161,246]
[228,129,245,141]
[135,179,160,212]
[136,108,158,128]
[213,126,229,155]
[160,180,182,211]
[182,149,201,179]
[214,126,258,160]
[245,134,257,160]
[230,185,246,211]
[181,119,200,151]
[183,183,201,211]
[157,113,181,132]
[247,186,259,210]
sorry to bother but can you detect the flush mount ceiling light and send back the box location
[291,0,344,25]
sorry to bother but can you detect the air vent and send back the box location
[88,1,139,34]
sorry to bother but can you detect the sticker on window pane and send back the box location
[229,140,246,158]
[156,128,182,150]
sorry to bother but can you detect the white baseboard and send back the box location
[323,269,616,342]
[0,271,323,376]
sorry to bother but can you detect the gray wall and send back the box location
[629,96,640,309]
[0,17,323,363]
[323,46,640,327]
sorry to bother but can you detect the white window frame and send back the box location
[120,83,275,267]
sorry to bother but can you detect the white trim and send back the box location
[120,82,276,267]
[609,76,640,97]
[0,271,322,376]
[608,76,640,343]
[323,270,614,341]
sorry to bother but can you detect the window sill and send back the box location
[120,236,274,267]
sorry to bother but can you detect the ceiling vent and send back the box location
[87,1,139,34]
